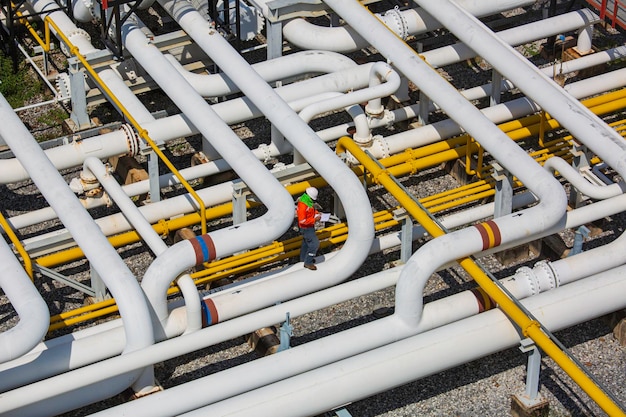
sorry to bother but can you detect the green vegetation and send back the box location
[0,52,43,107]
[36,106,67,125]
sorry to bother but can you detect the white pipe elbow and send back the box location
[543,156,625,200]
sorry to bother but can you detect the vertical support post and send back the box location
[232,181,247,225]
[90,264,108,302]
[568,225,590,256]
[68,62,91,130]
[393,208,412,264]
[148,150,160,203]
[266,20,283,60]
[519,338,542,401]
[490,70,502,106]
[569,142,591,209]
[278,312,293,352]
[418,91,429,126]
[492,162,513,219]
[270,124,285,154]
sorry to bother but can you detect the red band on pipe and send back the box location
[474,223,490,251]
[471,288,495,312]
[199,234,216,262]
[189,238,204,265]
[485,220,502,247]
[205,298,219,325]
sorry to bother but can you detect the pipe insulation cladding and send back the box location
[0,0,625,416]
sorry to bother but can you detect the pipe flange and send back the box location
[120,124,140,156]
[372,135,390,159]
[532,260,556,292]
[63,29,92,55]
[382,6,409,40]
[515,266,538,296]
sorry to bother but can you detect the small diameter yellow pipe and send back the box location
[0,211,33,280]
[45,17,208,235]
[336,136,625,417]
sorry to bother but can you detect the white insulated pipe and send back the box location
[413,0,626,181]
[190,264,626,417]
[91,206,626,415]
[157,0,376,324]
[293,62,400,163]
[120,18,296,332]
[324,0,567,326]
[4,185,625,399]
[10,62,625,254]
[282,0,536,52]
[166,49,358,97]
[0,93,156,409]
[421,9,600,68]
[0,238,49,363]
[543,156,626,199]
[0,94,153,355]
[78,157,203,335]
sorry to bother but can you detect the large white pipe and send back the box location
[0,238,49,363]
[120,18,296,333]
[191,264,626,417]
[166,49,358,97]
[12,63,625,260]
[91,212,626,415]
[77,157,203,334]
[414,0,626,181]
[0,62,378,186]
[0,94,153,355]
[282,0,536,52]
[421,9,599,68]
[324,0,567,326]
[4,185,625,397]
[8,58,625,238]
[157,0,376,324]
[0,93,156,409]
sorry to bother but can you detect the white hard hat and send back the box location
[306,187,318,200]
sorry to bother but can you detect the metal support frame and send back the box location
[208,0,242,50]
[278,311,293,351]
[34,264,96,298]
[393,207,412,264]
[0,0,69,72]
[232,179,248,225]
[492,162,513,219]
[418,91,430,126]
[68,61,92,131]
[490,70,502,106]
[518,337,543,403]
[98,0,142,59]
[89,263,109,301]
[569,142,592,209]
[147,150,161,203]
[266,20,283,60]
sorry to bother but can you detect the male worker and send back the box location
[297,187,321,270]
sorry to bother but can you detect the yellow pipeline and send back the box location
[13,5,51,52]
[336,136,625,417]
[49,209,397,329]
[43,17,208,235]
[31,86,626,268]
[0,211,33,280]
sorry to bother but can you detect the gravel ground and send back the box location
[1,1,626,416]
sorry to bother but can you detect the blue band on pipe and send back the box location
[201,301,212,327]
[195,236,209,262]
